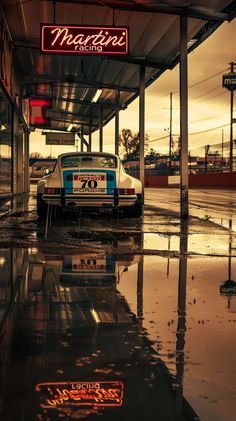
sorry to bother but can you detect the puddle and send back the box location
[0,248,236,420]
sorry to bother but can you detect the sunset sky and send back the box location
[30,17,236,158]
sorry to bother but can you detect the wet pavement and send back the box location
[0,187,236,420]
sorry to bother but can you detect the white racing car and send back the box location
[37,152,143,218]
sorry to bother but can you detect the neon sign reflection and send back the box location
[36,381,124,407]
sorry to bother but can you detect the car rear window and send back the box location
[61,155,117,168]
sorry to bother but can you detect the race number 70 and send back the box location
[81,179,98,188]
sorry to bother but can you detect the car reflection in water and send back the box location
[0,244,199,421]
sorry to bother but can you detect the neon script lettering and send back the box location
[46,387,122,406]
[36,381,124,407]
[41,25,129,55]
[51,28,125,47]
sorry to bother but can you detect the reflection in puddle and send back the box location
[36,381,124,408]
[0,233,236,420]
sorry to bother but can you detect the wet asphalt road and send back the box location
[0,187,236,420]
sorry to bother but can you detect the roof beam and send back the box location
[22,77,138,93]
[48,117,98,128]
[45,0,230,21]
[102,56,170,69]
[46,108,99,123]
[14,41,169,70]
[41,95,125,110]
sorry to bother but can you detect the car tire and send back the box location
[124,194,143,218]
[37,193,48,219]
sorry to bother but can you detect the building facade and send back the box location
[0,13,29,201]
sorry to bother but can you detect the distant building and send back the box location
[123,154,229,175]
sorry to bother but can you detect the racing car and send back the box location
[37,152,143,218]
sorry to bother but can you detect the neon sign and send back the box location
[29,98,51,126]
[36,381,124,407]
[41,25,129,55]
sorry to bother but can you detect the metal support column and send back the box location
[169,92,173,174]
[80,126,84,152]
[139,65,145,199]
[180,15,189,219]
[115,91,120,156]
[230,88,234,172]
[99,107,103,152]
[88,118,92,152]
[175,220,188,419]
[137,255,144,331]
[25,129,30,193]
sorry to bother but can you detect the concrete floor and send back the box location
[0,187,236,420]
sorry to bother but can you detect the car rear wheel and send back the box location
[37,193,48,219]
[123,194,143,218]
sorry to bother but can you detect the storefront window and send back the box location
[0,87,12,194]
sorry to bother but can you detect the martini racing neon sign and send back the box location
[41,25,129,55]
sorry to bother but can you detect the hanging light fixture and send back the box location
[67,123,73,132]
[91,89,102,103]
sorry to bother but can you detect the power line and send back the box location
[189,112,229,124]
[172,68,229,95]
[190,132,222,150]
[187,122,230,136]
[190,139,232,153]
[191,90,228,104]
[146,92,170,106]
[146,87,227,117]
[188,68,228,89]
[149,135,169,143]
[191,84,222,101]
[188,131,207,148]
[149,123,230,144]
[146,68,229,103]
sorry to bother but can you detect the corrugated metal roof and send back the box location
[1,0,235,134]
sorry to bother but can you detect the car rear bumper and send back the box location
[42,193,137,208]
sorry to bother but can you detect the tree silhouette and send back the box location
[119,128,149,159]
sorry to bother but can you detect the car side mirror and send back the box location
[43,168,50,175]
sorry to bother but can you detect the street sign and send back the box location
[220,280,236,295]
[45,132,75,145]
[222,73,236,91]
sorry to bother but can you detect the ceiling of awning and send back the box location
[1,0,235,135]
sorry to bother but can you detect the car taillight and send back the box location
[117,188,135,195]
[45,187,61,194]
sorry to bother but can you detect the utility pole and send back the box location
[222,62,236,172]
[169,92,173,174]
[99,107,103,152]
[230,62,234,172]
[179,15,189,219]
[75,133,79,152]
[139,65,145,204]
[205,144,210,173]
[221,128,224,168]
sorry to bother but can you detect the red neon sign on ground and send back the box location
[41,25,129,55]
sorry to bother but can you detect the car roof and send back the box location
[58,152,118,159]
